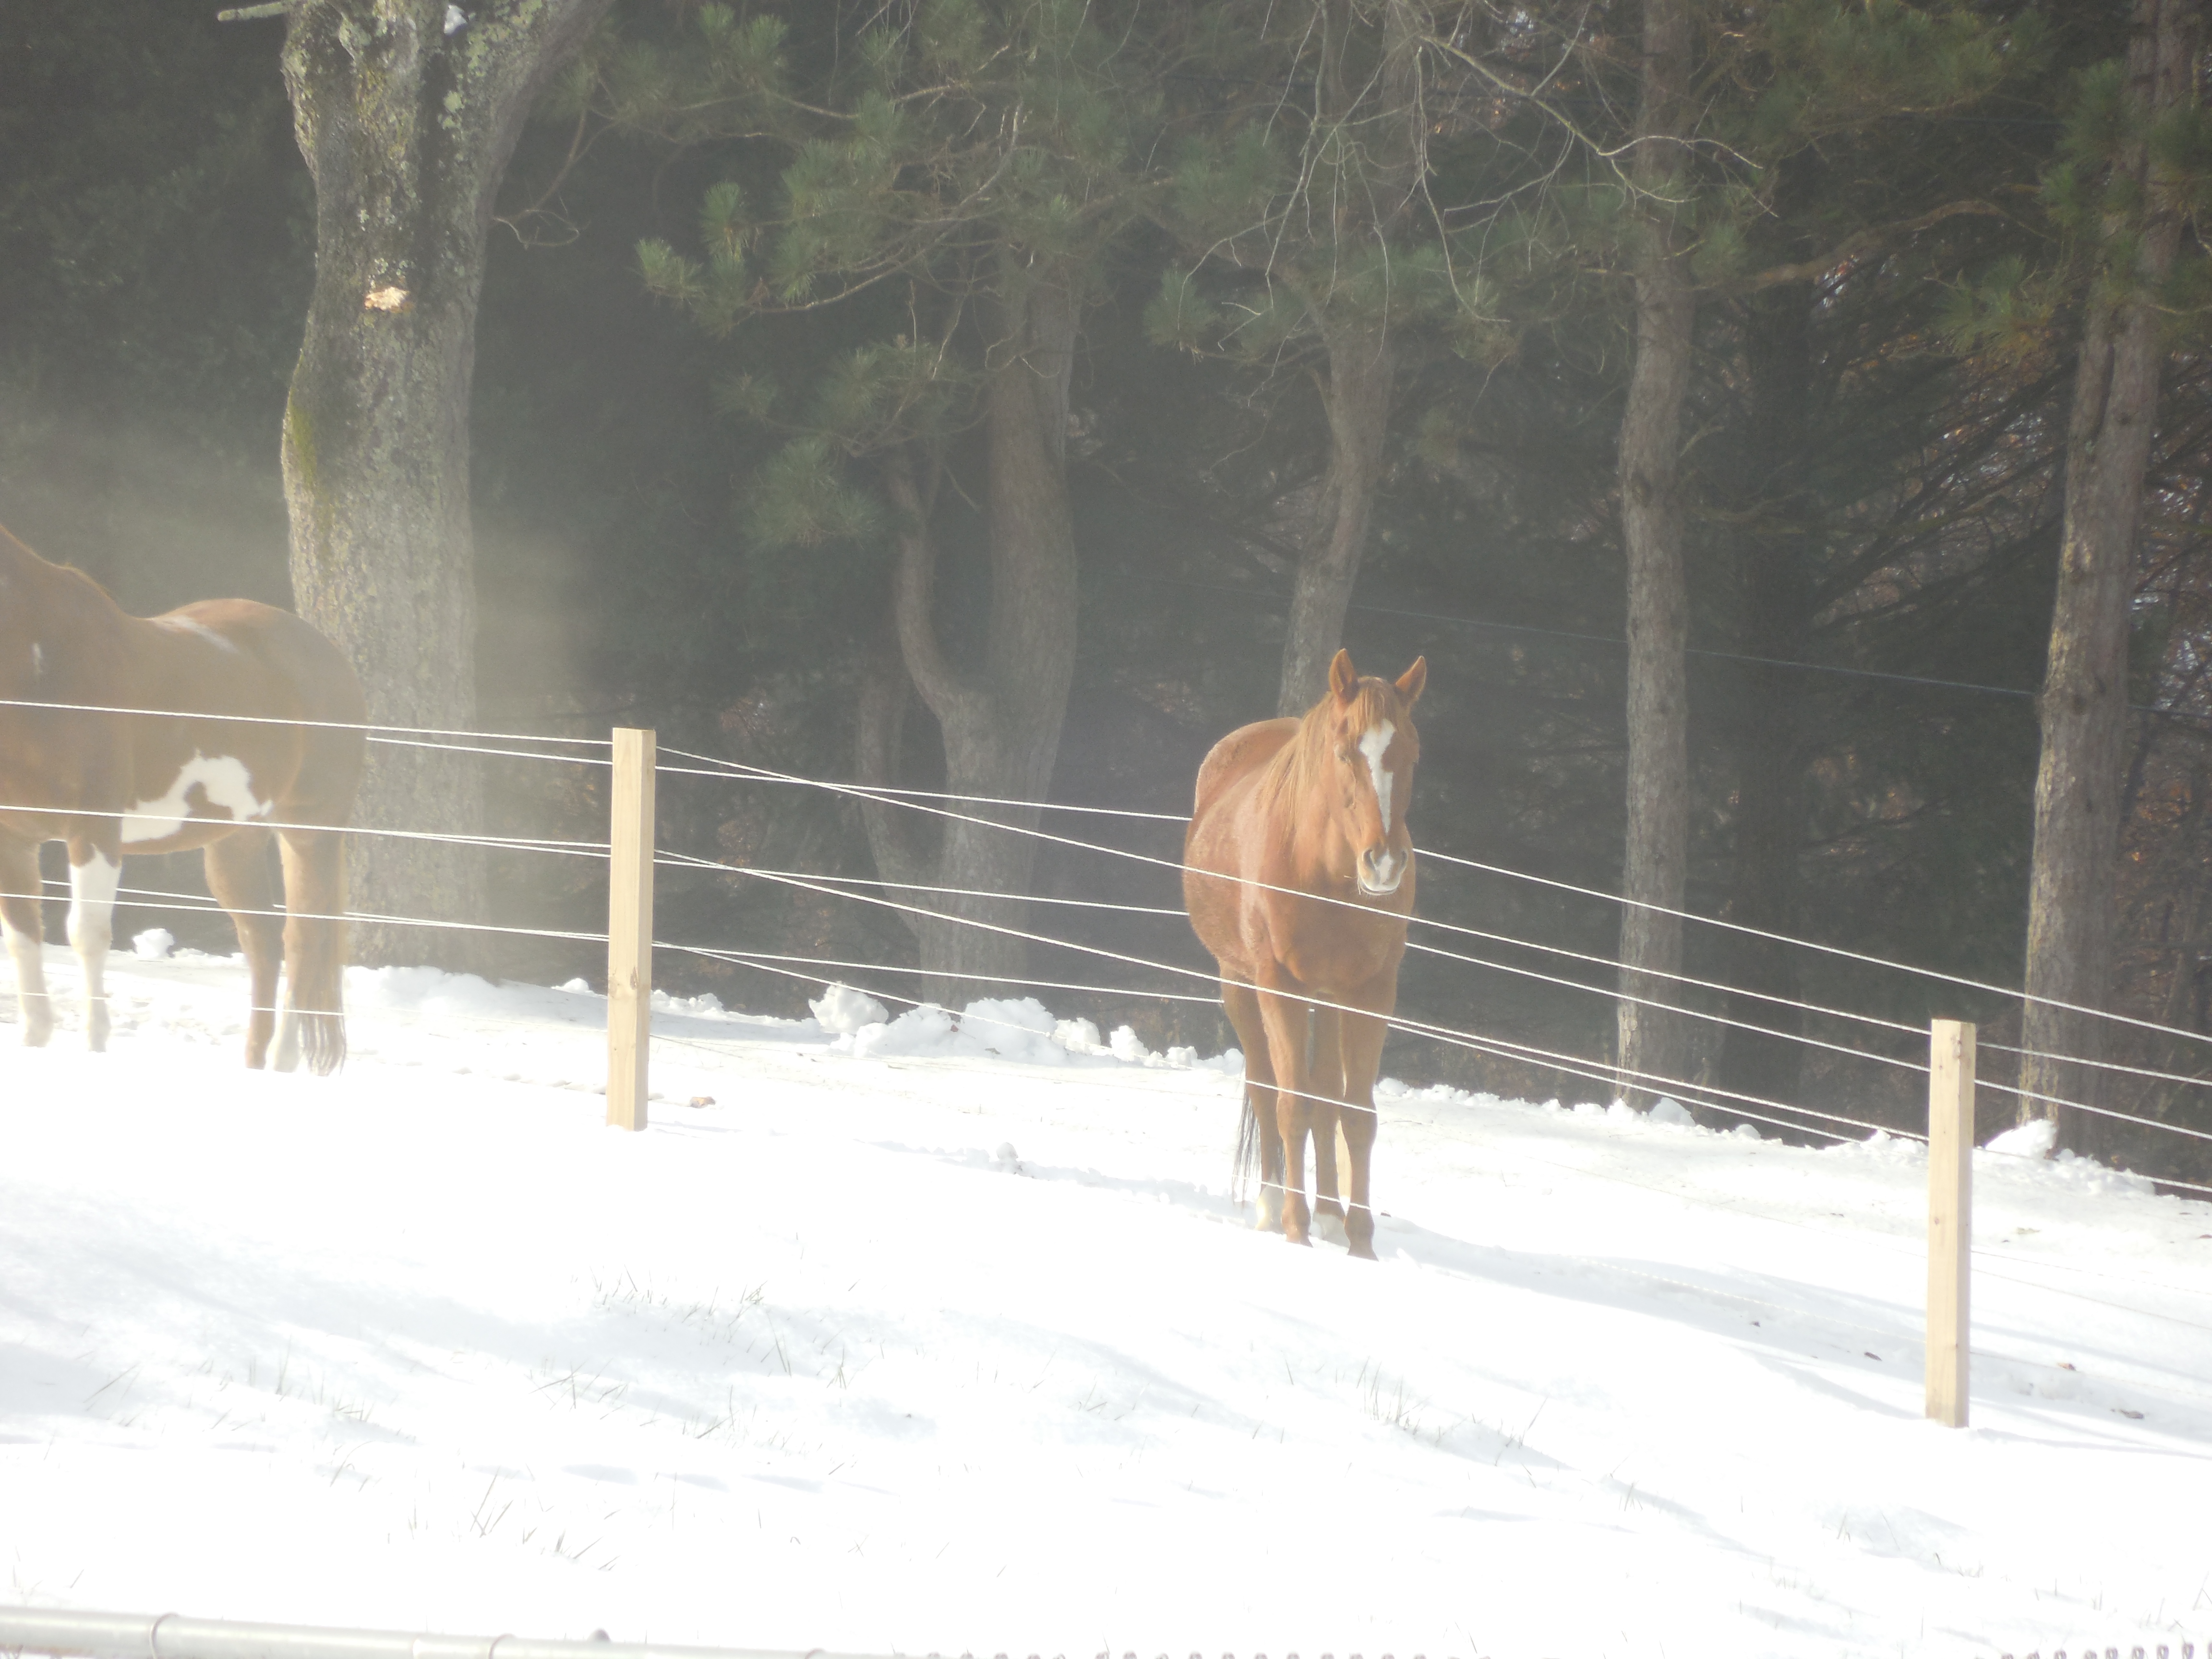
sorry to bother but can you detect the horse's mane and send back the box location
[1257,677,1400,821]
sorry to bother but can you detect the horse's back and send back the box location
[1184,718,1299,970]
[161,600,364,721]
[155,600,367,816]
[1190,717,1298,823]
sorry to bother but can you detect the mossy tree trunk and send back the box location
[278,0,609,967]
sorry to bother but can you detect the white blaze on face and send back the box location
[1358,720,1396,833]
[123,753,272,845]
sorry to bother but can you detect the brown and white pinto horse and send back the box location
[1184,648,1426,1259]
[0,525,365,1073]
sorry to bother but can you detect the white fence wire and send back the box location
[8,695,2212,1178]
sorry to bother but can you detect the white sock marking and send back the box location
[4,912,52,1045]
[69,850,119,1050]
[272,982,301,1072]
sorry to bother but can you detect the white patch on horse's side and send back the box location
[153,615,240,653]
[68,851,119,1051]
[122,753,271,844]
[1359,720,1396,831]
[28,641,42,678]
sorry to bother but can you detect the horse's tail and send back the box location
[279,830,349,1075]
[1233,1092,1260,1205]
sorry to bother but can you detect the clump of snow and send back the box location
[1985,1116,2058,1159]
[557,976,593,995]
[832,997,1217,1070]
[808,982,888,1034]
[1103,1024,1218,1070]
[130,928,174,961]
[846,1002,952,1058]
[350,964,506,1012]
[652,987,727,1018]
[955,997,1068,1064]
[1053,1015,1106,1052]
[1647,1096,1696,1127]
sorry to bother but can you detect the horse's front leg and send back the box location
[1337,980,1398,1262]
[66,837,120,1051]
[1308,1004,1351,1248]
[0,837,53,1046]
[1257,984,1316,1246]
[1221,979,1286,1232]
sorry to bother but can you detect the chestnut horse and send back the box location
[1184,648,1426,1259]
[0,525,365,1072]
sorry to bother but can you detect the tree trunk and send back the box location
[2021,0,2199,1151]
[1278,325,1393,715]
[279,0,610,968]
[1717,280,1815,1117]
[1274,0,1421,717]
[861,268,1081,1007]
[1614,0,1696,1109]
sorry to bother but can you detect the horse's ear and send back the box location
[1395,657,1428,707]
[1329,648,1358,704]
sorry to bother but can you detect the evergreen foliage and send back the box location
[9,0,2212,1183]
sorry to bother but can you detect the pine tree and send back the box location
[2018,0,2207,1150]
[614,1,1165,1000]
[1146,1,1517,717]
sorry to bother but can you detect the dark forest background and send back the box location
[6,0,2212,1182]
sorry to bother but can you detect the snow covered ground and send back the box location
[5,940,2212,1659]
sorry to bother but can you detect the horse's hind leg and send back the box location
[1337,998,1395,1262]
[1309,1006,1351,1248]
[272,827,349,1074]
[65,837,120,1051]
[0,837,52,1046]
[204,830,283,1068]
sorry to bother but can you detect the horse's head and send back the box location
[1314,647,1427,898]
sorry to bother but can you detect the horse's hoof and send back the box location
[1312,1211,1350,1249]
[1255,1193,1283,1233]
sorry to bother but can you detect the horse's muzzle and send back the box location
[1357,844,1406,896]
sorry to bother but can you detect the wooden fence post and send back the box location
[606,727,656,1131]
[1926,1017,1975,1428]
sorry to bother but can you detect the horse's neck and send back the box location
[0,524,42,582]
[0,527,143,698]
[1267,718,1357,887]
